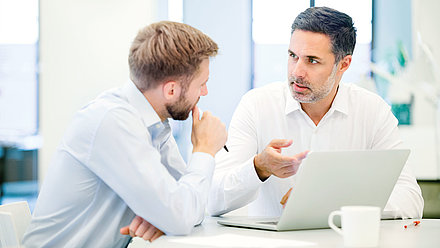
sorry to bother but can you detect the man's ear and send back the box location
[338,55,352,73]
[162,81,181,101]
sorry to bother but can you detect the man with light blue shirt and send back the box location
[23,21,227,247]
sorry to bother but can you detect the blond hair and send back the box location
[128,21,218,91]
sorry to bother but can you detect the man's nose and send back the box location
[291,59,306,79]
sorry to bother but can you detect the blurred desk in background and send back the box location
[0,134,41,203]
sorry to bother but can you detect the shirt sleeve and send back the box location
[208,93,264,216]
[371,102,424,219]
[86,107,215,235]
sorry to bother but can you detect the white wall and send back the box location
[411,0,440,126]
[412,0,440,69]
[183,0,252,127]
[38,0,156,181]
[398,0,440,179]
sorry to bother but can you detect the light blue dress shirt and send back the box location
[23,81,215,247]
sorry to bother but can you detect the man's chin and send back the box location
[293,93,314,103]
[171,110,191,121]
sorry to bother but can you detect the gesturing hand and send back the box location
[254,139,308,181]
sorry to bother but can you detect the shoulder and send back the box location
[241,81,286,104]
[83,87,140,121]
[341,83,390,110]
[64,88,143,143]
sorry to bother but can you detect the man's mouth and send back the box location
[291,81,309,92]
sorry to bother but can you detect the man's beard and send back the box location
[166,93,199,121]
[288,64,338,103]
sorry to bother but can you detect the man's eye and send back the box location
[309,58,318,64]
[289,53,297,58]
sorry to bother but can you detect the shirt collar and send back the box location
[284,82,302,115]
[122,80,163,128]
[330,83,349,115]
[284,82,349,116]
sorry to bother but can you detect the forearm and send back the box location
[208,156,262,216]
[140,152,215,235]
[90,108,218,235]
[383,166,424,219]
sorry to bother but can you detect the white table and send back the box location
[128,217,440,247]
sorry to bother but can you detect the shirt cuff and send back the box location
[238,156,264,189]
[187,152,216,177]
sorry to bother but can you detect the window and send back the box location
[315,0,373,84]
[0,0,39,140]
[252,0,373,87]
[252,0,309,88]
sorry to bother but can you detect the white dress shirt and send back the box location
[208,82,423,219]
[23,81,215,248]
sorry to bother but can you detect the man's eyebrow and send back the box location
[307,55,321,60]
[288,50,321,60]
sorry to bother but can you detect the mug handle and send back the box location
[328,210,343,236]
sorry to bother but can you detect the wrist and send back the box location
[193,147,215,158]
[254,155,270,181]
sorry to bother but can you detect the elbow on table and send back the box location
[207,205,227,217]
[164,217,196,236]
[207,197,228,217]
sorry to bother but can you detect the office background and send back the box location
[0,0,439,217]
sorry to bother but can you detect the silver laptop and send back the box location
[217,149,410,231]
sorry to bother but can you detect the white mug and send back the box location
[328,206,381,247]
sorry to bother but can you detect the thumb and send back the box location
[269,139,293,149]
[120,226,129,235]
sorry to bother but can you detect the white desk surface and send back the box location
[128,217,440,248]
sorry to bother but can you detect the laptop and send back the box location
[217,149,410,231]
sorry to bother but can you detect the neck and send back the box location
[142,89,169,122]
[300,85,339,126]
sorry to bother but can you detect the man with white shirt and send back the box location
[208,7,424,218]
[23,21,227,247]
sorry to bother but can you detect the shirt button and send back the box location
[155,124,161,129]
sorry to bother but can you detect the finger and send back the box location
[283,150,309,164]
[280,193,288,205]
[135,220,151,237]
[142,225,157,241]
[285,187,293,197]
[280,188,293,206]
[150,230,164,242]
[269,139,293,149]
[273,151,299,167]
[201,110,211,120]
[276,169,296,178]
[296,150,309,160]
[192,105,200,123]
[279,155,297,165]
[120,226,130,235]
[129,216,143,237]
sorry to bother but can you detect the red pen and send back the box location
[404,220,421,229]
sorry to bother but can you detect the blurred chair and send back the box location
[0,201,31,248]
